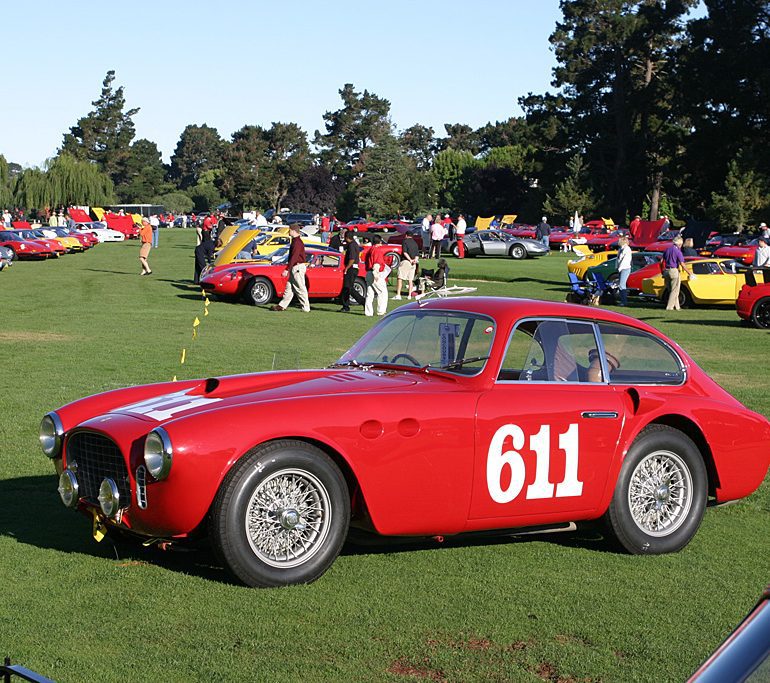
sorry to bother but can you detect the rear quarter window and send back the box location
[598,323,684,385]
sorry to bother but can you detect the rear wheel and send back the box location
[509,244,527,260]
[384,251,401,270]
[605,425,706,554]
[248,277,275,306]
[752,297,770,329]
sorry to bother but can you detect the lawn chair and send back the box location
[566,272,600,305]
[589,270,618,304]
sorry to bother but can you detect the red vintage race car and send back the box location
[338,218,378,232]
[42,300,770,588]
[0,230,54,259]
[736,270,770,328]
[715,238,761,266]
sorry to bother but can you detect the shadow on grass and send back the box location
[83,268,137,275]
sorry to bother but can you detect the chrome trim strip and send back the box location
[581,411,619,419]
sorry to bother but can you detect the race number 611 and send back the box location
[487,423,582,503]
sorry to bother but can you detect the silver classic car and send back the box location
[454,229,549,259]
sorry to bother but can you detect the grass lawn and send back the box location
[1,230,768,682]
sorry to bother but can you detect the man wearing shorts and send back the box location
[393,232,419,300]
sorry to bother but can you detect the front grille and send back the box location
[66,432,131,506]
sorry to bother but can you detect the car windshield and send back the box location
[335,310,496,375]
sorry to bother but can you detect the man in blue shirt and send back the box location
[662,235,685,310]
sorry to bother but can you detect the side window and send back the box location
[498,319,602,383]
[598,323,684,385]
[321,254,340,267]
[691,262,720,275]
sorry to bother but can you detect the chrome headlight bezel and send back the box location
[98,478,120,517]
[58,469,79,508]
[40,412,64,458]
[144,428,173,481]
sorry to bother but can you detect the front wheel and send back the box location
[751,297,770,329]
[605,425,706,554]
[509,244,527,260]
[210,440,350,587]
[350,277,366,303]
[248,277,275,306]
[384,251,401,270]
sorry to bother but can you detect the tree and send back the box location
[119,139,171,202]
[477,118,531,154]
[0,156,14,207]
[399,124,436,170]
[13,154,114,209]
[263,123,312,211]
[314,83,391,180]
[439,123,480,155]
[284,166,342,214]
[168,124,226,190]
[61,70,139,187]
[219,125,272,211]
[151,191,194,214]
[431,148,479,211]
[542,153,597,221]
[356,135,420,218]
[186,169,224,212]
[710,157,769,230]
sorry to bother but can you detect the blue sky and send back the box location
[2,1,566,167]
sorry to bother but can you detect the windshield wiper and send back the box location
[431,355,491,371]
[327,359,361,368]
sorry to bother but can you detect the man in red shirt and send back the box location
[272,224,310,312]
[320,213,331,244]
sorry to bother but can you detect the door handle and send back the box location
[581,411,619,419]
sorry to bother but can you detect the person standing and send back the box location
[535,216,551,252]
[616,235,632,306]
[393,232,418,299]
[759,223,769,240]
[661,215,671,232]
[629,215,641,240]
[421,214,433,257]
[272,225,310,312]
[430,216,446,259]
[320,213,331,244]
[194,232,215,284]
[48,212,58,228]
[138,218,153,275]
[201,214,213,243]
[338,231,366,312]
[254,211,268,227]
[662,235,685,310]
[681,238,698,256]
[455,214,467,258]
[364,236,388,316]
[150,214,160,248]
[753,236,770,267]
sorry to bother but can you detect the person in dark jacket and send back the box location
[535,216,551,253]
[338,231,366,312]
[272,224,309,312]
[193,233,215,283]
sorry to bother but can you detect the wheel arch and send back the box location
[646,415,719,497]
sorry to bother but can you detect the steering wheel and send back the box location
[390,353,421,367]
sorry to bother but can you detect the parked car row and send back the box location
[0,226,100,260]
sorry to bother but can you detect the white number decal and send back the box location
[120,390,222,421]
[487,423,583,503]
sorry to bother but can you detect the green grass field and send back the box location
[1,230,768,682]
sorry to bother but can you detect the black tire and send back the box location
[384,251,401,270]
[5,246,15,259]
[451,242,460,258]
[509,244,527,260]
[350,277,366,304]
[248,277,275,306]
[605,425,707,554]
[752,297,770,329]
[607,272,620,283]
[680,287,692,308]
[210,440,350,587]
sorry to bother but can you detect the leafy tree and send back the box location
[263,123,312,211]
[151,191,194,214]
[14,154,114,208]
[477,118,531,154]
[186,170,224,212]
[439,123,480,155]
[314,83,391,180]
[431,148,479,210]
[61,70,139,187]
[168,124,226,190]
[710,156,769,230]
[0,155,14,207]
[399,124,436,170]
[542,153,597,221]
[119,139,171,202]
[219,125,272,211]
[356,134,419,218]
[284,166,342,214]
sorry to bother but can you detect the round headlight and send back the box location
[40,413,64,458]
[98,478,120,517]
[144,428,173,480]
[58,470,79,508]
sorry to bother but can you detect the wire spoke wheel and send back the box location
[245,468,331,568]
[627,450,692,537]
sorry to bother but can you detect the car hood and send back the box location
[108,369,425,424]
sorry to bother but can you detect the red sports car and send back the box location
[736,272,770,328]
[338,218,378,232]
[201,248,368,305]
[41,298,770,587]
[0,230,54,259]
[714,238,761,266]
[14,229,67,256]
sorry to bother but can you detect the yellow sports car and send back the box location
[214,230,322,266]
[567,247,617,280]
[641,258,751,307]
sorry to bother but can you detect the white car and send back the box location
[75,222,125,243]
